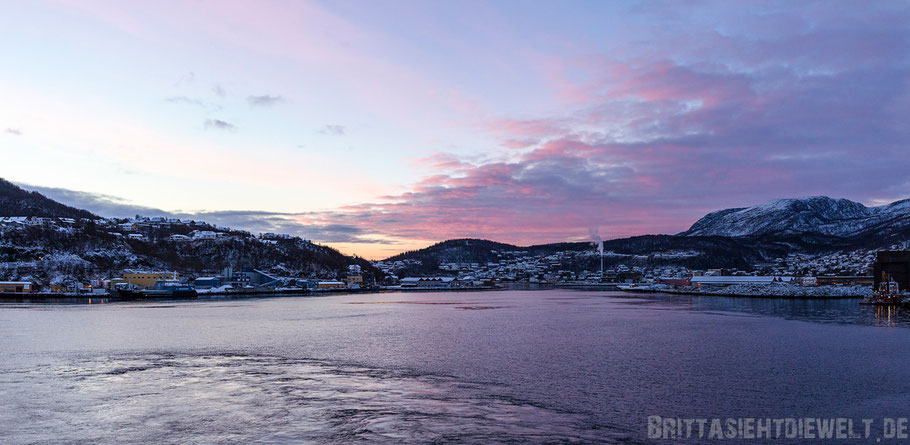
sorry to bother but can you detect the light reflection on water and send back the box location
[0,353,619,444]
[617,292,910,328]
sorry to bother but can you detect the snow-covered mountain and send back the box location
[0,179,380,284]
[680,196,910,238]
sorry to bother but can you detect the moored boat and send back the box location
[860,275,906,306]
[112,280,197,300]
[617,283,658,292]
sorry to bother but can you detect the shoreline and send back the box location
[619,286,870,299]
[0,285,502,304]
[0,283,874,303]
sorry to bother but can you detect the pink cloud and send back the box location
[302,4,910,253]
[40,0,910,256]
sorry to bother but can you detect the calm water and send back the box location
[2,290,910,443]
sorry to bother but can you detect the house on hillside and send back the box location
[191,230,218,240]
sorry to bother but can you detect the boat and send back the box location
[556,281,620,289]
[860,273,906,306]
[112,279,197,301]
[617,283,658,292]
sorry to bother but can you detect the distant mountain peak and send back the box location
[679,196,908,238]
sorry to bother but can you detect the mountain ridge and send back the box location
[379,196,910,276]
[5,178,909,281]
[0,178,97,220]
[679,196,910,238]
[0,179,379,285]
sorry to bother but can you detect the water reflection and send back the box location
[620,292,910,328]
[0,353,621,444]
[4,290,910,444]
[873,305,898,328]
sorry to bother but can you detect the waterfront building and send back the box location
[816,275,873,286]
[317,281,346,289]
[873,251,910,292]
[123,272,180,288]
[193,277,221,289]
[220,268,277,288]
[657,277,692,287]
[241,268,278,287]
[691,276,795,287]
[0,281,32,293]
[294,279,319,289]
[346,275,363,288]
[401,277,456,288]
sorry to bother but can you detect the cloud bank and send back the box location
[21,184,375,244]
[288,1,910,245]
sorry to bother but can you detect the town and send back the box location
[2,213,907,300]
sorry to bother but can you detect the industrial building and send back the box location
[122,272,180,288]
[193,277,222,289]
[873,251,910,292]
[400,277,457,288]
[221,267,278,288]
[317,281,345,289]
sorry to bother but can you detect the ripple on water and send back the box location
[0,354,628,444]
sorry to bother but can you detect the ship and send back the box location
[112,279,198,301]
[860,272,905,306]
[616,283,661,292]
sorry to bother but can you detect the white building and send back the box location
[191,230,218,240]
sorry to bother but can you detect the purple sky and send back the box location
[3,1,910,258]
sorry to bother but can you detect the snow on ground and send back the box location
[195,285,233,294]
[693,283,874,298]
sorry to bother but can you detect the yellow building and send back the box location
[122,272,180,288]
[346,275,363,285]
[317,281,345,289]
[0,281,32,293]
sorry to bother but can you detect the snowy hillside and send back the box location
[0,178,96,219]
[680,196,910,238]
[0,179,379,285]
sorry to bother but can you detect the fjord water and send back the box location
[2,290,910,444]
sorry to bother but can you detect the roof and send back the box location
[691,276,794,283]
[402,277,456,282]
[0,281,32,285]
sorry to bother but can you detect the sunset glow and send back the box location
[3,0,909,258]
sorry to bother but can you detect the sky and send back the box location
[2,0,910,259]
